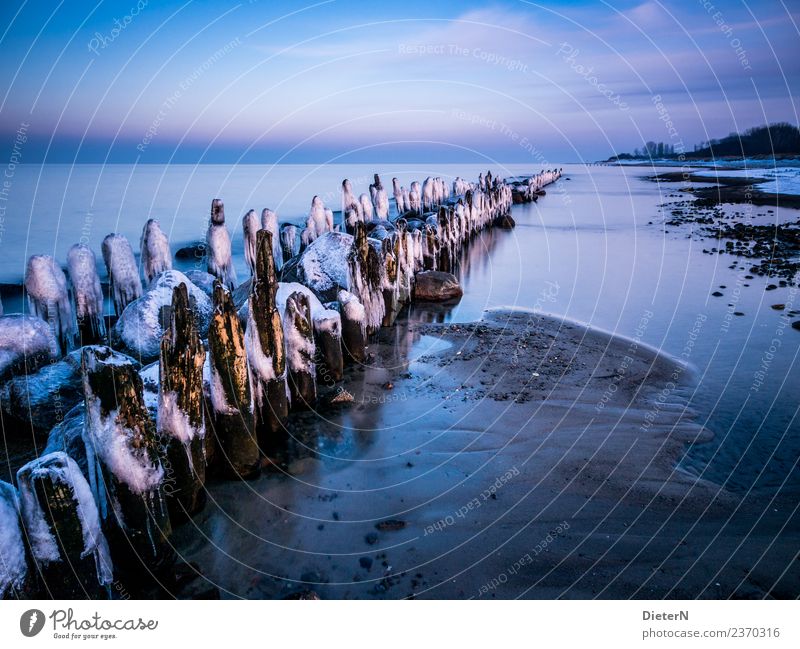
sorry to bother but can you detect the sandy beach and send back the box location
[168,308,798,599]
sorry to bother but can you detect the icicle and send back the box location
[67,244,106,345]
[206,199,237,290]
[102,233,143,316]
[140,219,172,286]
[24,254,76,354]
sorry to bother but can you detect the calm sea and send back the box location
[1,162,797,494]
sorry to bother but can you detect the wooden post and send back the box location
[158,283,207,519]
[81,345,173,579]
[207,281,260,479]
[16,452,113,599]
[246,230,289,450]
[283,291,316,409]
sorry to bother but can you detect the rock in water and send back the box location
[102,233,143,316]
[293,231,353,303]
[67,244,106,345]
[24,254,76,354]
[140,219,172,285]
[158,283,207,519]
[413,270,463,302]
[81,346,173,578]
[207,281,259,479]
[0,314,59,381]
[0,481,29,598]
[283,291,316,409]
[337,290,367,363]
[112,270,212,362]
[0,350,84,434]
[245,231,289,449]
[242,209,260,275]
[17,452,113,598]
[206,199,237,290]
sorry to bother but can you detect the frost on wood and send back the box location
[348,222,385,333]
[67,244,105,345]
[158,283,206,518]
[369,174,389,219]
[206,199,237,290]
[283,291,316,409]
[0,481,28,598]
[81,345,172,572]
[17,452,113,597]
[102,233,143,317]
[112,269,211,363]
[242,209,260,275]
[341,179,363,233]
[304,196,334,246]
[245,230,288,446]
[24,254,76,354]
[337,289,367,364]
[140,219,172,286]
[260,208,283,272]
[275,283,342,384]
[280,223,298,265]
[0,314,59,381]
[208,281,259,479]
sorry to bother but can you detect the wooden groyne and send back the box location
[0,166,562,598]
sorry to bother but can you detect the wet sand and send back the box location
[172,308,800,599]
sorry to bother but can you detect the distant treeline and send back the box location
[609,123,800,161]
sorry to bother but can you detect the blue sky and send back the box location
[0,0,797,162]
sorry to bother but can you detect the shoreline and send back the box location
[171,308,799,599]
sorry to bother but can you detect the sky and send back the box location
[0,0,798,163]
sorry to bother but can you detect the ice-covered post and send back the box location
[67,244,106,345]
[24,255,76,355]
[260,208,283,271]
[283,291,316,409]
[280,223,297,265]
[81,346,173,576]
[337,289,367,364]
[242,209,260,275]
[158,283,207,519]
[0,481,30,598]
[207,199,237,290]
[102,233,143,316]
[245,230,289,447]
[208,281,259,479]
[140,219,172,285]
[16,452,113,598]
[313,308,343,384]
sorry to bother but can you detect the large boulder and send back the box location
[0,315,59,381]
[413,271,463,302]
[0,350,85,434]
[111,270,211,362]
[291,231,353,303]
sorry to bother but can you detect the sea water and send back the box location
[0,162,797,494]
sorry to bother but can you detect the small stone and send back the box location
[359,557,373,571]
[365,532,379,545]
[376,519,406,531]
[711,291,724,297]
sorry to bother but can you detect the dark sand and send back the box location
[172,309,800,599]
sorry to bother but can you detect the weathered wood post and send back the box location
[158,283,207,519]
[337,289,367,364]
[283,291,316,409]
[245,230,289,449]
[67,244,106,346]
[208,281,259,479]
[82,346,173,579]
[17,452,113,598]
